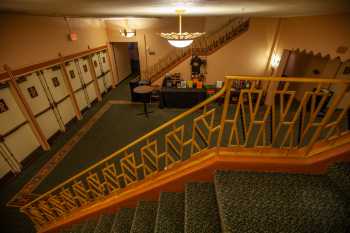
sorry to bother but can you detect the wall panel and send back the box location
[92,52,106,94]
[0,84,40,163]
[0,85,26,134]
[5,124,39,162]
[99,51,113,89]
[65,61,89,111]
[77,58,97,103]
[18,73,60,138]
[0,46,110,178]
[42,66,75,125]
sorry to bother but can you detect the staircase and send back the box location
[143,17,250,83]
[58,163,350,233]
[19,76,350,233]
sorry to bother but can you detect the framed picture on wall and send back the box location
[27,86,38,98]
[83,64,88,73]
[0,99,9,113]
[69,70,76,79]
[52,77,60,87]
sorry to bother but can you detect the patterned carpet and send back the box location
[1,73,349,233]
[56,162,350,233]
[0,74,184,233]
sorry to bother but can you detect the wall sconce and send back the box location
[120,18,136,38]
[271,54,281,69]
[120,28,136,38]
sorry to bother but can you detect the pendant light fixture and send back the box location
[160,9,205,48]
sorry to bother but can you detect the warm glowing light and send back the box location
[271,54,281,68]
[120,29,136,38]
[168,39,193,48]
[160,9,204,48]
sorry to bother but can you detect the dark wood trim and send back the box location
[55,95,70,105]
[85,80,94,86]
[34,106,52,118]
[2,121,28,138]
[73,86,84,93]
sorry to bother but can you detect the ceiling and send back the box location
[0,0,349,17]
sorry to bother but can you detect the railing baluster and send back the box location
[20,76,350,231]
[217,79,233,146]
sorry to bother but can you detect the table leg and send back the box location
[137,101,154,117]
[144,102,148,118]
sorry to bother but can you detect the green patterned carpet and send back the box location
[56,162,350,233]
[1,74,349,233]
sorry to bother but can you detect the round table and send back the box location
[134,85,154,117]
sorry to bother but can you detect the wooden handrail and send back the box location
[0,45,107,82]
[20,76,350,230]
[20,80,228,210]
[225,75,350,84]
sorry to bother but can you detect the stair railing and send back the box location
[142,17,250,82]
[21,76,350,231]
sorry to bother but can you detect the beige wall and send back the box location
[112,43,132,82]
[275,14,350,62]
[206,18,278,83]
[0,14,108,72]
[105,17,206,76]
[153,18,279,84]
[274,13,350,106]
[154,14,350,85]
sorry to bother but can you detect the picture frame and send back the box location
[69,70,76,79]
[83,64,88,73]
[0,99,9,113]
[27,86,38,98]
[52,77,60,87]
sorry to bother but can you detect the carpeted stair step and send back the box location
[327,162,350,198]
[110,208,135,233]
[154,192,185,233]
[66,222,86,233]
[81,217,99,233]
[214,170,349,233]
[185,183,221,233]
[130,201,158,233]
[93,213,115,233]
[58,226,72,233]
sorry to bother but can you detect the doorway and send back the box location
[112,42,140,83]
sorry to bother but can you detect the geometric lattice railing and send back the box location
[21,76,350,230]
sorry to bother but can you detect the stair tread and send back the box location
[214,170,349,233]
[94,213,115,233]
[110,208,135,233]
[130,201,158,233]
[67,222,85,233]
[185,183,221,233]
[81,217,99,233]
[327,162,350,197]
[155,192,185,233]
